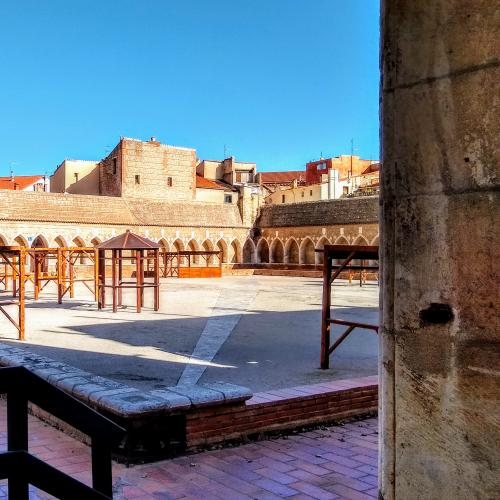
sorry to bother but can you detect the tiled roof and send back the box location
[98,230,160,250]
[361,163,380,175]
[0,175,44,190]
[259,171,306,184]
[196,175,225,190]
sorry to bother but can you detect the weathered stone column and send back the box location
[380,1,499,499]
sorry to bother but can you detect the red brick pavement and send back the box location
[0,401,379,499]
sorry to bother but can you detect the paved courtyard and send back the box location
[0,399,379,499]
[0,276,378,392]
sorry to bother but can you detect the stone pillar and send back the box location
[380,1,499,499]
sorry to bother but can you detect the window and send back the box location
[310,189,313,196]
[74,172,79,182]
[167,177,173,187]
[224,194,232,204]
[301,191,305,198]
[135,175,140,185]
[112,158,117,174]
[236,171,249,183]
[317,162,327,171]
[282,195,286,203]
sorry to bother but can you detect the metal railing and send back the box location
[0,366,125,499]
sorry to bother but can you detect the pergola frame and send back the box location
[0,246,98,341]
[319,244,379,369]
[97,232,160,313]
[159,249,222,278]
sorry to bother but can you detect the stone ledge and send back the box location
[0,343,252,419]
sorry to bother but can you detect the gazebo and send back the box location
[97,230,160,313]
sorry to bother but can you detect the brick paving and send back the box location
[0,400,378,499]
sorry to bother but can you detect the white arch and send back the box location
[315,236,331,265]
[229,239,242,263]
[32,234,49,248]
[13,235,29,247]
[242,239,256,264]
[158,238,170,251]
[334,235,350,245]
[256,238,270,263]
[371,235,380,246]
[352,235,369,246]
[53,235,68,247]
[216,239,229,263]
[270,238,285,263]
[299,237,315,265]
[284,238,300,264]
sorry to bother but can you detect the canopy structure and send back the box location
[318,244,379,369]
[97,230,160,313]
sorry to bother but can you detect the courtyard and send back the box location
[0,275,378,392]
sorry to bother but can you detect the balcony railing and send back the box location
[0,366,125,499]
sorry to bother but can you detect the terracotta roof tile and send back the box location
[259,171,306,184]
[0,175,44,190]
[195,175,225,190]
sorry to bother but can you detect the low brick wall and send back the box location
[0,344,377,462]
[186,376,378,450]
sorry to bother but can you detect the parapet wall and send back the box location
[256,197,379,228]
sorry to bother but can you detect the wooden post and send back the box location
[154,249,159,311]
[35,251,43,300]
[320,248,332,369]
[18,251,26,341]
[136,250,142,313]
[69,252,75,298]
[98,250,106,309]
[93,248,99,301]
[111,249,117,313]
[118,250,123,306]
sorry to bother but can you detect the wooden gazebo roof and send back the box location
[97,230,160,250]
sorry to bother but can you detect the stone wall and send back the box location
[256,197,379,228]
[380,1,499,499]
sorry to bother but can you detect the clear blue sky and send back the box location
[0,0,379,176]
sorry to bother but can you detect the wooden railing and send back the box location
[0,366,125,499]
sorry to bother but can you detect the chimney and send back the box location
[150,136,156,142]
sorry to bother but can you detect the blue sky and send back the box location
[0,0,379,176]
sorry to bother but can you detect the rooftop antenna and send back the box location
[223,144,229,159]
[9,162,16,181]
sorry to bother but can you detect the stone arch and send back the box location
[0,234,8,246]
[334,235,349,245]
[256,238,269,263]
[230,239,241,263]
[13,235,29,248]
[242,239,256,264]
[91,237,102,247]
[285,238,299,264]
[299,237,315,265]
[352,235,369,246]
[72,236,86,247]
[54,235,68,247]
[270,239,284,263]
[202,239,215,265]
[158,238,170,251]
[216,239,229,263]
[32,235,49,248]
[371,235,380,246]
[172,239,184,252]
[187,239,200,264]
[315,236,331,265]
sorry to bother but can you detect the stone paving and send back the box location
[0,400,379,499]
[0,276,379,392]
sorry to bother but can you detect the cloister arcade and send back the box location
[0,231,379,267]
